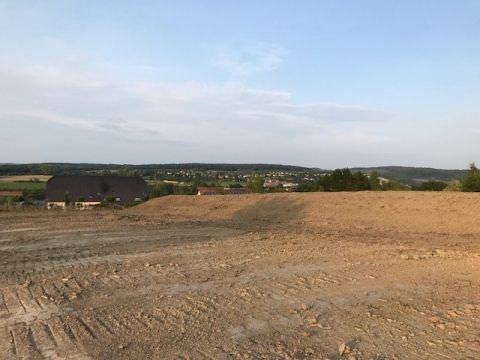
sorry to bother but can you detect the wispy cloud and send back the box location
[214,43,289,77]
[0,64,392,163]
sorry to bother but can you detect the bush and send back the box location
[0,196,15,207]
[444,181,462,192]
[22,189,46,202]
[381,179,409,191]
[412,180,448,191]
[105,195,116,203]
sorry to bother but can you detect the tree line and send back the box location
[148,164,480,197]
[0,163,312,176]
[296,169,407,192]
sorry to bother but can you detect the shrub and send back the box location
[22,189,46,202]
[105,195,116,203]
[444,181,462,192]
[412,180,448,191]
[381,179,409,191]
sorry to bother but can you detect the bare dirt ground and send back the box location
[0,192,479,359]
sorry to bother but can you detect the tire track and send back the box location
[0,284,93,359]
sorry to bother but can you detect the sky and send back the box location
[0,0,479,168]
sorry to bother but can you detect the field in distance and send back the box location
[0,175,51,182]
[0,192,479,359]
[0,175,49,192]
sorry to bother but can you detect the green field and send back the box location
[0,182,46,191]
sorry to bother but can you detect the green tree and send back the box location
[149,182,174,198]
[39,164,58,175]
[247,174,265,193]
[170,184,197,195]
[369,171,381,190]
[296,181,317,192]
[319,169,370,192]
[352,171,370,190]
[22,189,46,203]
[462,163,480,192]
[327,169,351,191]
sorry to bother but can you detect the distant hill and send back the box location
[0,163,314,176]
[0,163,468,184]
[352,166,467,184]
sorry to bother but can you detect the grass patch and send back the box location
[0,182,46,191]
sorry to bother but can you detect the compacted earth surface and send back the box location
[0,192,479,359]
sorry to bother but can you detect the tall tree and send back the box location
[462,163,480,192]
[247,174,265,193]
[369,171,381,190]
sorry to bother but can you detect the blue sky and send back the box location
[1,0,479,168]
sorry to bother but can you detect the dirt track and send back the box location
[0,192,479,359]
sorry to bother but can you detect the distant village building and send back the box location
[263,179,284,189]
[46,175,147,209]
[378,177,390,185]
[281,182,299,192]
[197,187,249,196]
[263,180,298,192]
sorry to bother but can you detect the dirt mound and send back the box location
[302,191,480,235]
[133,192,480,234]
[132,194,257,221]
[130,193,307,225]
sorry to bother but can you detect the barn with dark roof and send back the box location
[46,175,147,208]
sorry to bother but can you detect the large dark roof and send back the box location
[46,175,147,203]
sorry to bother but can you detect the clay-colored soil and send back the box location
[0,192,479,359]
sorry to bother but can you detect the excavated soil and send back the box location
[0,192,479,359]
